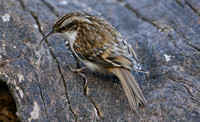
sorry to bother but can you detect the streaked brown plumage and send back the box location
[40,11,148,113]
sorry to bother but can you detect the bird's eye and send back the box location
[61,26,66,30]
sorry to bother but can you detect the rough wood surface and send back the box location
[0,0,199,121]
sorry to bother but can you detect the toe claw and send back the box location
[67,65,88,87]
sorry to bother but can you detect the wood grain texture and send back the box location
[0,0,199,121]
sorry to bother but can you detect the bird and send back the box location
[40,11,148,113]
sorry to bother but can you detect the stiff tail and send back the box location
[111,68,147,112]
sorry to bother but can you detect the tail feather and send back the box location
[111,68,147,112]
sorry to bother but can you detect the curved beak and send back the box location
[39,30,54,45]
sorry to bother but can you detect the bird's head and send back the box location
[39,11,91,44]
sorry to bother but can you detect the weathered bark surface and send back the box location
[0,0,199,121]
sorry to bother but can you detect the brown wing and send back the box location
[73,18,146,72]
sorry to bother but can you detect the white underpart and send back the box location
[61,31,77,42]
[83,60,100,72]
[60,31,81,60]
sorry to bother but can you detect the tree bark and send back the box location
[0,0,199,121]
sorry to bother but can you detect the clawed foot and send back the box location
[68,65,88,87]
[69,67,87,73]
[77,72,88,87]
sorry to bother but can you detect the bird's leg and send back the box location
[70,67,87,73]
[68,65,88,87]
[77,72,88,87]
[66,43,88,86]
